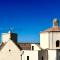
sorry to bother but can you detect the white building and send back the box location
[22,50,40,60]
[0,18,60,60]
[0,31,40,60]
[40,18,60,60]
[21,44,41,60]
[31,43,41,50]
[0,31,23,60]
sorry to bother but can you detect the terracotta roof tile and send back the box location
[18,43,31,50]
[0,42,40,50]
[41,26,60,33]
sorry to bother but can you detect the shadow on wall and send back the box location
[57,49,60,60]
[10,33,17,43]
[38,50,48,60]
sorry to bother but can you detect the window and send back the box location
[9,49,11,52]
[32,46,34,50]
[42,56,43,60]
[27,56,29,60]
[56,40,59,47]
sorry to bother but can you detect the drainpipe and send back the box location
[20,51,24,60]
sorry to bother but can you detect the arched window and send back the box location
[56,40,59,47]
[27,56,29,60]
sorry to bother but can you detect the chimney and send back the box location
[53,18,59,28]
[2,31,17,44]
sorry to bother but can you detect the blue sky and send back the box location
[0,0,60,43]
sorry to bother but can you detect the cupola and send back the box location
[53,18,59,28]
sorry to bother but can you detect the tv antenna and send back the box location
[9,27,14,33]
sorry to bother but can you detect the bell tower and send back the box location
[53,18,59,28]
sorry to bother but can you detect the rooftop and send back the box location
[41,18,60,33]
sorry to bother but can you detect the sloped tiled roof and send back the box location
[0,42,6,49]
[0,42,40,50]
[41,26,60,33]
[18,43,40,50]
[18,43,31,50]
[0,41,22,50]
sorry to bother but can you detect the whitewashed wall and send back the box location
[49,32,53,49]
[49,32,60,49]
[40,31,60,49]
[52,32,60,49]
[40,32,49,49]
[0,51,21,60]
[48,50,56,60]
[0,40,22,60]
[22,50,39,60]
[2,33,10,43]
[31,44,41,50]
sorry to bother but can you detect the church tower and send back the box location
[40,18,60,49]
[2,31,17,44]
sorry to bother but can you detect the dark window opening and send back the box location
[56,40,59,47]
[9,49,11,52]
[32,46,34,50]
[42,56,43,60]
[27,56,29,60]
